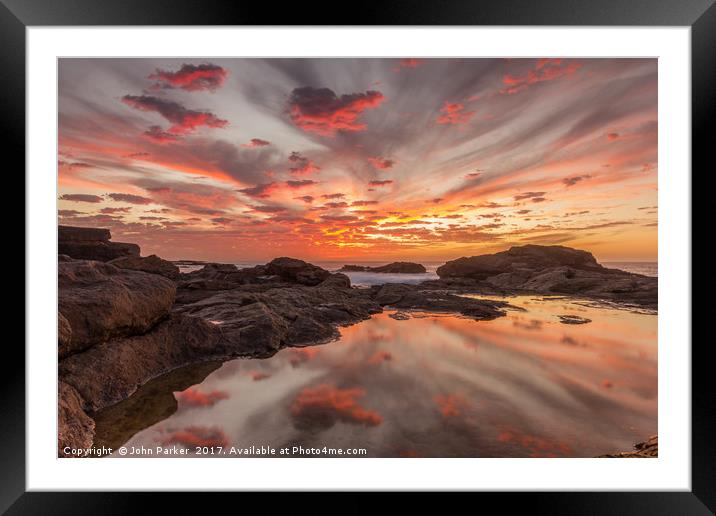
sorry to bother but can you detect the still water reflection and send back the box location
[97,296,657,457]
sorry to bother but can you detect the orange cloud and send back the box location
[368,156,396,169]
[290,384,382,429]
[160,426,229,448]
[501,59,582,94]
[436,102,475,125]
[368,351,393,364]
[497,425,572,457]
[434,394,466,418]
[175,388,230,407]
[393,58,424,71]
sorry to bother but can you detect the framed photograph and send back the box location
[9,0,712,512]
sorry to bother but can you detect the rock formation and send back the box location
[436,245,657,308]
[58,259,176,358]
[339,262,427,274]
[58,225,140,262]
[109,254,180,280]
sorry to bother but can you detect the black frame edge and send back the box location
[1,0,26,514]
[8,0,714,513]
[691,1,716,511]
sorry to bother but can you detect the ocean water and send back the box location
[96,295,657,458]
[177,261,657,286]
[602,262,658,277]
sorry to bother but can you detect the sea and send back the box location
[177,260,658,287]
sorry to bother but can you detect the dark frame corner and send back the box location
[7,0,712,513]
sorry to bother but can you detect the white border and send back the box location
[27,27,691,491]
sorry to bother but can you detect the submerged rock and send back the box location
[389,311,411,320]
[372,283,509,319]
[558,315,592,324]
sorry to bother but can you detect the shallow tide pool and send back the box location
[95,296,657,458]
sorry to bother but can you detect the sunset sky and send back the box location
[58,58,657,262]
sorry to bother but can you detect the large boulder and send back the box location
[58,225,140,262]
[109,254,180,280]
[262,257,331,286]
[437,245,601,280]
[319,273,352,289]
[58,260,176,358]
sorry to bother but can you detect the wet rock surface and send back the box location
[371,283,509,319]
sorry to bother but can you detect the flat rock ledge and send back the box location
[59,225,139,262]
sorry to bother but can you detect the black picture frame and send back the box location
[6,0,711,513]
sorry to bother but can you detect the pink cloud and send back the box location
[368,156,395,169]
[288,87,385,136]
[436,102,475,125]
[501,58,582,94]
[149,63,228,92]
[121,95,228,134]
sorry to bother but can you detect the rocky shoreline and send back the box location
[339,262,427,274]
[57,226,658,457]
